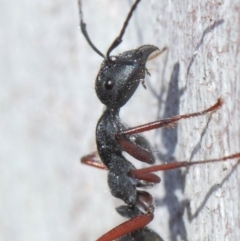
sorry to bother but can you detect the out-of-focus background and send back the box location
[1,0,240,241]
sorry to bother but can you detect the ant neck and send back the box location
[105,107,120,116]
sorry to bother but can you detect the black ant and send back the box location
[78,0,240,240]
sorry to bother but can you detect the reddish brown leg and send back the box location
[117,98,222,136]
[129,153,240,179]
[134,172,161,183]
[81,152,108,170]
[97,214,153,241]
[82,151,160,182]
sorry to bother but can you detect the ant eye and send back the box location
[105,78,115,90]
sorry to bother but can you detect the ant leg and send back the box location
[117,98,222,136]
[81,152,108,170]
[130,172,161,183]
[97,214,153,241]
[129,153,240,179]
[98,191,155,241]
[116,98,225,183]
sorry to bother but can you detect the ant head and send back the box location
[95,45,158,109]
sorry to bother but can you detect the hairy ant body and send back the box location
[78,0,240,240]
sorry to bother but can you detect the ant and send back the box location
[78,0,240,240]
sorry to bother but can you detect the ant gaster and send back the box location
[78,0,240,240]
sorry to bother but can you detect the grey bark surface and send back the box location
[0,0,239,241]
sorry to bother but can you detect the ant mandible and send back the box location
[78,0,240,240]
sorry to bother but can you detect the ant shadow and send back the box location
[149,60,239,241]
[186,19,224,78]
[131,3,230,239]
[149,61,188,241]
[145,18,230,241]
[185,161,240,221]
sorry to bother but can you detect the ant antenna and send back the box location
[106,0,141,60]
[78,0,105,59]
